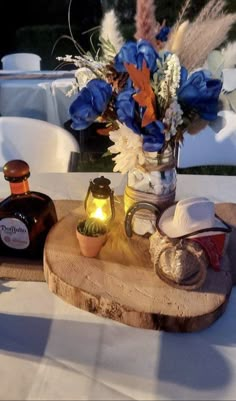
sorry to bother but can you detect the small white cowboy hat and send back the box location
[158,197,231,239]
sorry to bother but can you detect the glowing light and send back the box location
[91,208,107,221]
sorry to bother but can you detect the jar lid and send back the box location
[3,160,30,181]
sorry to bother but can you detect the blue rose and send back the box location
[177,70,222,121]
[69,79,112,130]
[116,88,142,134]
[114,40,159,73]
[142,121,165,152]
[180,66,188,86]
[156,26,171,42]
[136,40,160,71]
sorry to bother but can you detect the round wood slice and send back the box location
[43,200,234,332]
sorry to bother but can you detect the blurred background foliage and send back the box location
[103,0,236,42]
[15,25,83,70]
[0,0,102,69]
[1,0,236,70]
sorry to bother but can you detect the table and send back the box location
[0,71,77,127]
[1,173,236,400]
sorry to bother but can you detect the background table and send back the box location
[0,71,77,127]
[0,173,236,400]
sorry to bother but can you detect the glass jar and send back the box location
[124,146,177,236]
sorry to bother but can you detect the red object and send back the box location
[189,234,226,271]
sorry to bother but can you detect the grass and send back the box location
[177,166,236,176]
[76,153,115,172]
[75,155,236,175]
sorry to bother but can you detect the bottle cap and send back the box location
[3,160,30,181]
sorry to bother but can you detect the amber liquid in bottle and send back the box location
[0,160,58,259]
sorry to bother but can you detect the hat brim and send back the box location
[158,203,231,239]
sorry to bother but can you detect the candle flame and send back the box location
[91,208,107,221]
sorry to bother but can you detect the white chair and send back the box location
[1,53,41,71]
[177,110,236,168]
[0,117,80,172]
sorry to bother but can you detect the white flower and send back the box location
[63,67,97,96]
[66,82,78,97]
[163,100,183,137]
[159,53,182,100]
[57,55,106,80]
[75,67,97,89]
[108,124,145,174]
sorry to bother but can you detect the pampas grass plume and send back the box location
[100,9,124,54]
[196,0,225,23]
[167,20,189,54]
[166,0,191,50]
[171,0,236,71]
[180,13,236,71]
[135,0,157,48]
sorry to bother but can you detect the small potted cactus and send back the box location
[76,217,108,257]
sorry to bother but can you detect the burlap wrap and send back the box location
[149,230,208,290]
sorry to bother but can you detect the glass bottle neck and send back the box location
[9,180,30,195]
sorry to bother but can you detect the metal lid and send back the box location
[90,176,112,198]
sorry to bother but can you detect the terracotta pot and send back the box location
[76,230,107,257]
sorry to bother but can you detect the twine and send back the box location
[143,159,176,173]
[141,147,177,173]
[124,185,176,220]
[149,232,208,290]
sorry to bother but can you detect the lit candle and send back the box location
[84,176,115,224]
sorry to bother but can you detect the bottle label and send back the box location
[0,218,30,249]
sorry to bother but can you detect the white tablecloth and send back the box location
[0,173,236,400]
[0,71,77,127]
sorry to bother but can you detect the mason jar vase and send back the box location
[124,145,177,236]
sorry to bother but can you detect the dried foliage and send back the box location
[168,20,189,54]
[166,0,236,71]
[166,0,191,51]
[196,0,225,22]
[100,9,124,58]
[181,15,236,70]
[134,0,157,48]
[125,61,157,126]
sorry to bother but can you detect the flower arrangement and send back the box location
[59,0,236,174]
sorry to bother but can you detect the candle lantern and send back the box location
[84,176,115,224]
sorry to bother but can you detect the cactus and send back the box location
[77,217,107,237]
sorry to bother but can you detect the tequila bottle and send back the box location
[0,160,57,259]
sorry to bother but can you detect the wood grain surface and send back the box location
[44,200,236,332]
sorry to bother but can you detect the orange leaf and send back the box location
[97,127,112,135]
[96,121,118,136]
[124,60,157,127]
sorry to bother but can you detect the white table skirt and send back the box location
[0,73,76,127]
[0,172,234,203]
[0,173,236,400]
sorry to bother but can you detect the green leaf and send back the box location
[102,151,112,157]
